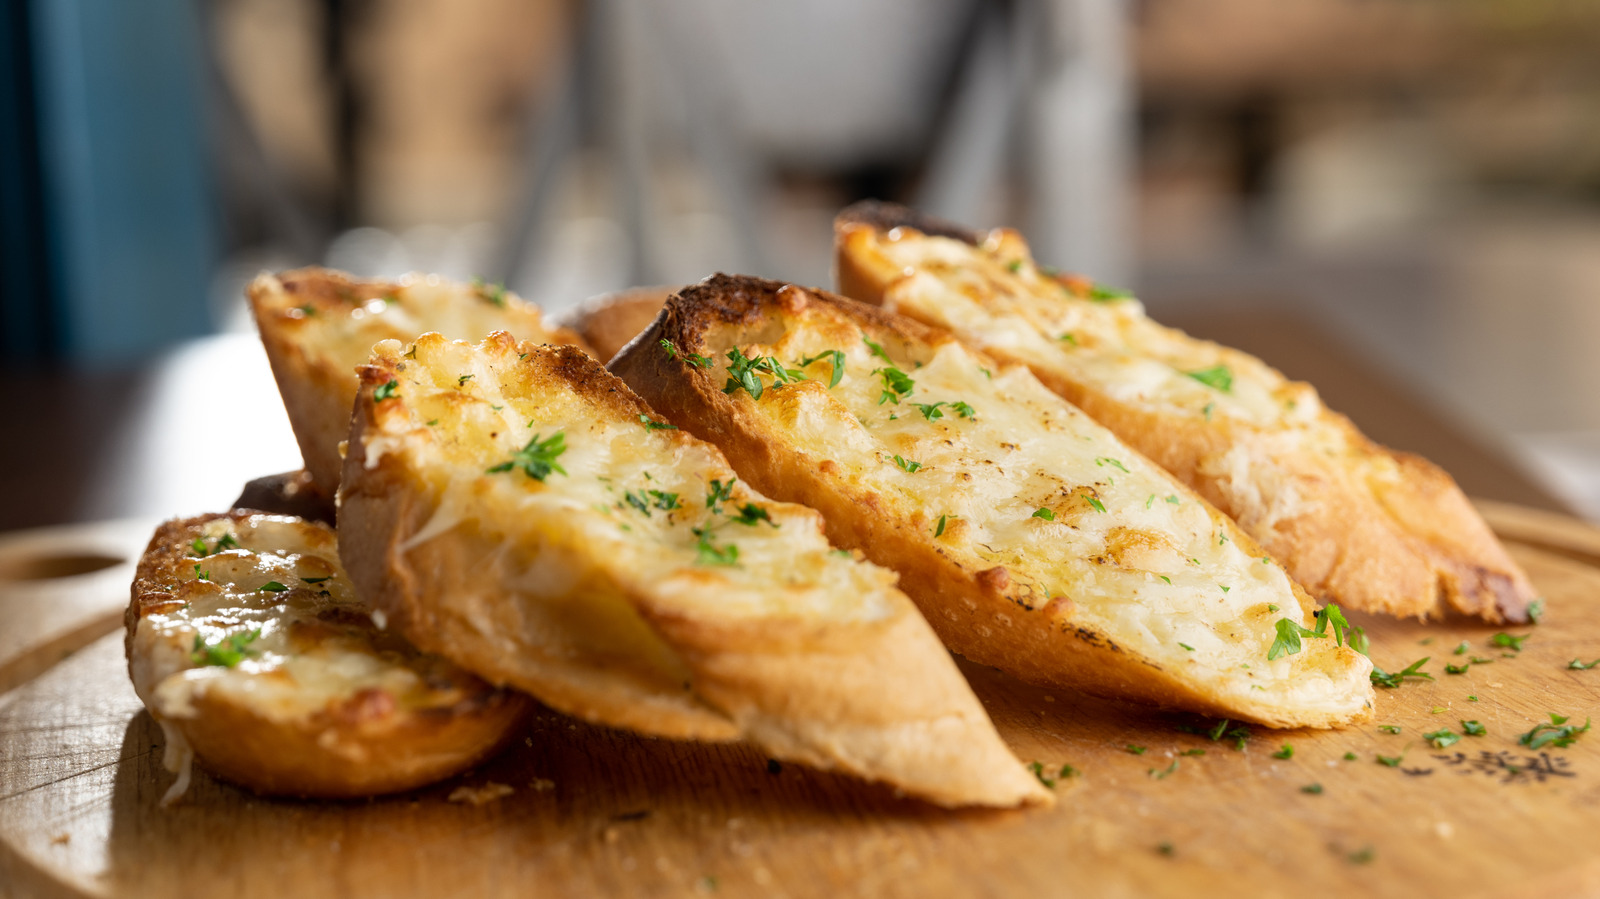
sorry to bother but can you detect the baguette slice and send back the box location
[250,267,588,495]
[337,332,1046,808]
[126,511,528,801]
[562,285,676,363]
[611,275,1374,729]
[835,202,1537,624]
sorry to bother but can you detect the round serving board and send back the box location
[3,503,1599,899]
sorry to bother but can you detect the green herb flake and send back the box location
[1376,754,1404,768]
[1267,618,1327,661]
[638,414,678,431]
[1445,664,1469,674]
[1007,259,1023,273]
[875,367,916,405]
[705,478,737,512]
[934,514,953,537]
[1468,695,1480,702]
[1518,714,1591,750]
[1149,759,1180,780]
[1126,744,1148,755]
[1032,507,1056,521]
[862,335,892,362]
[1528,598,1545,623]
[1461,720,1487,736]
[1492,632,1529,652]
[1159,575,1172,585]
[798,349,846,388]
[1301,783,1324,795]
[692,527,739,567]
[457,374,474,386]
[1026,761,1078,789]
[1343,751,1358,761]
[472,278,507,307]
[373,379,400,402]
[1379,724,1401,734]
[301,576,331,584]
[892,454,923,473]
[1179,642,1194,651]
[190,628,262,668]
[1185,365,1234,393]
[1272,745,1294,760]
[1454,640,1470,655]
[730,503,776,527]
[1180,748,1205,756]
[1166,495,1180,505]
[1347,847,1375,865]
[1370,657,1433,689]
[659,338,715,369]
[487,431,568,481]
[1569,658,1600,670]
[1423,728,1461,749]
[1084,495,1107,513]
[1059,333,1078,345]
[914,401,947,421]
[1094,457,1129,473]
[1157,842,1175,857]
[257,581,288,593]
[1088,284,1134,302]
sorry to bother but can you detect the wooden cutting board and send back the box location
[3,503,1600,899]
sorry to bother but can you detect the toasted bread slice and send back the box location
[562,286,676,363]
[610,275,1374,729]
[250,267,588,495]
[336,332,1046,808]
[125,511,528,801]
[835,202,1537,624]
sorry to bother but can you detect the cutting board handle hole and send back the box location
[0,551,125,582]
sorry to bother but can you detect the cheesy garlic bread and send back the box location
[834,202,1537,624]
[250,267,587,495]
[336,332,1046,808]
[126,511,528,801]
[611,275,1374,729]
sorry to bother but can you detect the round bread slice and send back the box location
[561,285,677,363]
[126,510,529,801]
[249,267,590,496]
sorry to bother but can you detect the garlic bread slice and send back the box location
[250,267,588,495]
[834,202,1537,624]
[611,275,1374,729]
[337,333,1046,808]
[126,511,528,801]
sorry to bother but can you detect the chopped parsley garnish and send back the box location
[1179,642,1194,651]
[1267,618,1325,661]
[1203,402,1215,421]
[1347,847,1375,865]
[950,401,976,419]
[193,565,208,581]
[625,489,683,517]
[302,576,331,584]
[1569,658,1600,670]
[472,278,507,307]
[1032,507,1055,521]
[1370,657,1433,688]
[1149,759,1180,779]
[1528,598,1545,623]
[1379,724,1401,734]
[1301,783,1323,795]
[1343,752,1358,761]
[722,347,804,400]
[373,379,400,402]
[730,503,776,527]
[1461,720,1486,736]
[1126,744,1148,755]
[1095,457,1129,473]
[1087,284,1133,302]
[915,400,976,421]
[1058,333,1077,345]
[862,335,892,362]
[875,367,915,404]
[1376,754,1403,768]
[692,527,739,566]
[798,349,846,388]
[1272,745,1294,759]
[457,374,474,386]
[190,629,261,668]
[1157,842,1175,857]
[659,338,714,369]
[1445,664,1469,674]
[1006,259,1023,273]
[1159,575,1172,585]
[1183,718,1252,751]
[1423,728,1461,749]
[257,581,288,593]
[1027,761,1078,788]
[705,478,736,512]
[488,431,568,481]
[892,455,923,473]
[1468,695,1479,702]
[1518,714,1591,750]
[1084,495,1107,513]
[1454,640,1470,655]
[1185,365,1233,393]
[1165,495,1180,505]
[934,514,953,537]
[190,533,240,557]
[638,414,678,431]
[1491,632,1529,652]
[1179,748,1205,756]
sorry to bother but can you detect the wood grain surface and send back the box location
[3,511,1600,899]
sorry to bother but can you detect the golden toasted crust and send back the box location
[337,332,1047,808]
[125,511,528,799]
[562,286,677,363]
[249,267,589,495]
[834,202,1537,624]
[610,275,1373,729]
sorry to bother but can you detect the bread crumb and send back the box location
[50,833,70,845]
[448,782,514,805]
[529,778,555,792]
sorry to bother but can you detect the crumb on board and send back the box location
[448,782,514,805]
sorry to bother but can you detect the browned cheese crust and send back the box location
[610,275,1373,729]
[833,202,1537,624]
[337,332,1047,808]
[249,266,589,495]
[561,286,678,363]
[126,511,528,799]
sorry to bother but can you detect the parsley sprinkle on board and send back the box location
[1461,720,1487,736]
[1272,745,1294,760]
[1569,658,1600,670]
[1492,632,1529,651]
[1301,783,1324,795]
[1423,728,1461,749]
[1379,724,1401,734]
[1518,714,1591,750]
[1370,657,1433,688]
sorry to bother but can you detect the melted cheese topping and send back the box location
[367,335,902,626]
[134,514,475,725]
[696,300,1369,706]
[866,229,1324,429]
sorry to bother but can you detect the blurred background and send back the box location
[4,0,1600,531]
